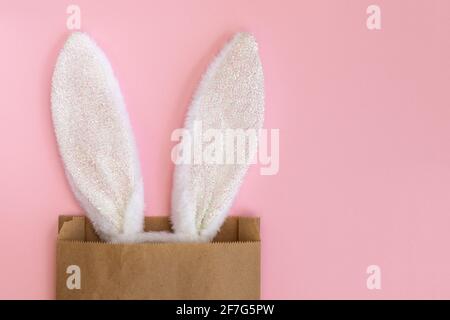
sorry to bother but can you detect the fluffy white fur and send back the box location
[52,32,264,243]
[171,32,265,241]
[52,32,146,242]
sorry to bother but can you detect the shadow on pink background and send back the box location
[1,0,450,299]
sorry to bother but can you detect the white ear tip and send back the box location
[61,32,95,53]
[231,32,259,51]
[66,31,93,43]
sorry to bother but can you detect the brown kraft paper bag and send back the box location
[56,215,260,299]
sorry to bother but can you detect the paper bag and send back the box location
[56,215,260,299]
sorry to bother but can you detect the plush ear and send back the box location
[51,32,145,241]
[171,32,265,241]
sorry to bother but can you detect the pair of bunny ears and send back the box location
[51,32,264,243]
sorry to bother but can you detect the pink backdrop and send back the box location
[1,0,450,299]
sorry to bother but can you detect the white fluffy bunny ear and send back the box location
[171,32,265,241]
[51,32,145,242]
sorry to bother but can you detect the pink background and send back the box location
[1,0,450,299]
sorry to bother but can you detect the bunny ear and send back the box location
[171,33,265,240]
[51,32,144,241]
